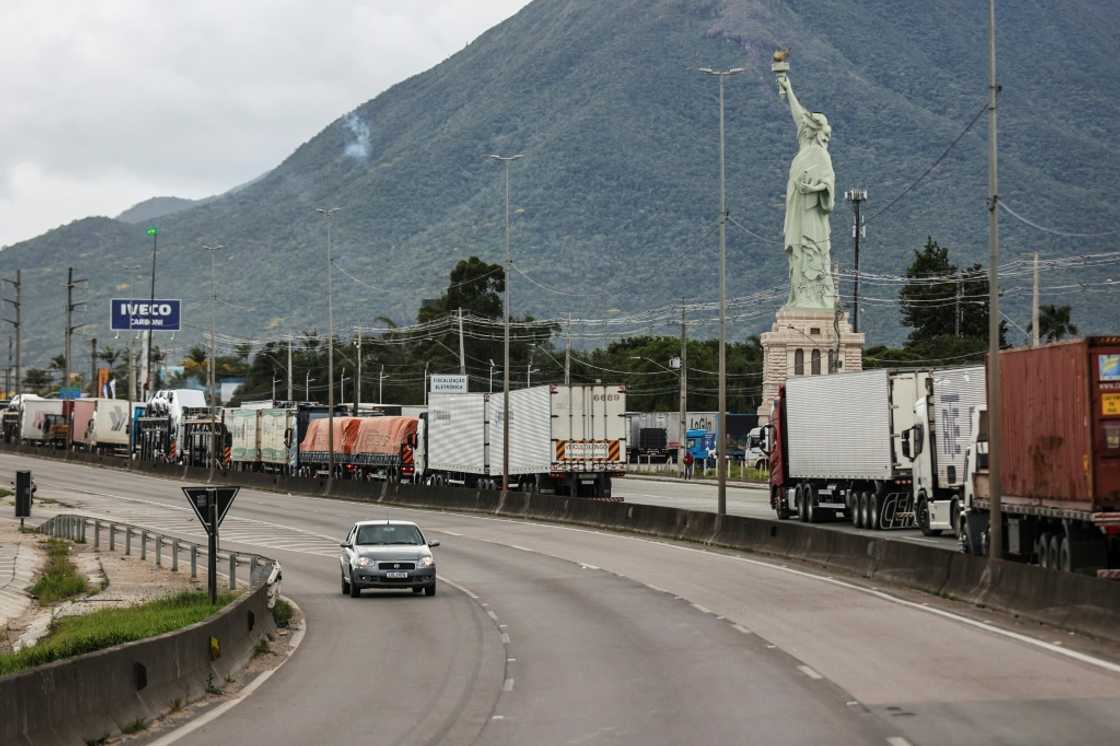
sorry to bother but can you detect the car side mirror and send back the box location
[428,541,440,548]
[900,430,912,460]
[339,542,350,548]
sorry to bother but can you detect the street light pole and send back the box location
[202,244,223,482]
[316,207,341,488]
[698,66,744,517]
[487,153,524,499]
[305,371,315,401]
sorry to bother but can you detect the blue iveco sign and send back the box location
[110,298,182,331]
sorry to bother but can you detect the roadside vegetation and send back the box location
[0,591,234,676]
[29,539,88,604]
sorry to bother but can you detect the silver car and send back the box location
[339,520,439,597]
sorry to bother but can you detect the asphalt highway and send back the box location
[615,475,960,550]
[6,452,1120,746]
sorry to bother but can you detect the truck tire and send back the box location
[806,489,819,523]
[797,484,809,522]
[1059,535,1072,573]
[869,493,881,531]
[1036,533,1049,567]
[1047,534,1061,570]
[917,494,942,537]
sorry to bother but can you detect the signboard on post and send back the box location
[15,471,32,527]
[59,387,82,400]
[110,298,182,332]
[429,374,468,394]
[182,485,239,603]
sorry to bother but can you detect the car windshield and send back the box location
[355,524,424,546]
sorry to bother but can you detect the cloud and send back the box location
[0,0,531,248]
[343,113,372,161]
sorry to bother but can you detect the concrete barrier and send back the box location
[5,444,1120,645]
[0,514,279,746]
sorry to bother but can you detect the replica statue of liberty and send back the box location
[776,66,837,310]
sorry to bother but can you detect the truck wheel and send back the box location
[1047,534,1061,570]
[806,490,818,523]
[797,485,809,522]
[1058,535,1072,573]
[869,493,881,530]
[958,515,971,554]
[917,495,942,537]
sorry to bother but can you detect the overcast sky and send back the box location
[0,0,531,248]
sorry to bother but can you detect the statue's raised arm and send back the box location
[777,76,807,133]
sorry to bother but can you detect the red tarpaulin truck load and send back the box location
[349,416,418,482]
[299,416,362,468]
[962,337,1120,573]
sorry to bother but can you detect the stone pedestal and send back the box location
[756,307,865,423]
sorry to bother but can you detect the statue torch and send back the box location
[772,48,791,98]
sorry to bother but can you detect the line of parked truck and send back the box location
[766,337,1120,575]
[1,383,630,499]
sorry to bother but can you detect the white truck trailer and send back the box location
[769,369,927,527]
[415,384,627,497]
[20,399,64,445]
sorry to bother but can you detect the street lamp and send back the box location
[144,226,159,399]
[489,359,495,394]
[698,65,745,517]
[340,368,349,409]
[527,343,537,387]
[486,153,524,499]
[305,372,316,401]
[378,364,388,404]
[315,207,341,486]
[202,243,223,482]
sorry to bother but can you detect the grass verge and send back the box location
[0,591,235,677]
[0,487,11,498]
[29,539,88,604]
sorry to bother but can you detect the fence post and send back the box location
[125,527,132,556]
[80,518,87,544]
[172,539,179,572]
[140,531,147,561]
[190,544,198,579]
[229,553,237,590]
[250,555,259,580]
[93,520,100,550]
[109,523,116,552]
[155,535,162,567]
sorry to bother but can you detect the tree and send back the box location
[181,346,208,383]
[1032,304,1079,342]
[417,257,505,323]
[23,368,53,395]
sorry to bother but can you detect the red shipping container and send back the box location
[995,338,1120,512]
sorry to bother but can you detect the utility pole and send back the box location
[564,313,572,385]
[315,207,341,489]
[458,308,466,377]
[2,270,20,398]
[90,338,97,397]
[698,66,743,517]
[355,328,362,415]
[5,336,11,398]
[379,363,385,404]
[1032,251,1040,347]
[305,371,314,401]
[287,335,293,401]
[64,267,88,391]
[955,271,963,337]
[832,261,842,373]
[487,153,524,500]
[144,226,159,399]
[679,301,688,478]
[844,189,867,333]
[986,0,1003,561]
[203,244,223,482]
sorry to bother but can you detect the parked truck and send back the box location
[626,411,759,463]
[960,338,1120,573]
[769,369,927,526]
[416,384,627,497]
[19,399,64,446]
[70,398,131,453]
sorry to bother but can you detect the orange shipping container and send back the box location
[995,337,1120,511]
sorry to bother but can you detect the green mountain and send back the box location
[3,0,1118,368]
[116,196,200,224]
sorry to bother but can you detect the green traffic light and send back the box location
[146,226,158,237]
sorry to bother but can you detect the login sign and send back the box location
[110,298,182,331]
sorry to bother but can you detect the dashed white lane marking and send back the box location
[145,596,307,746]
[507,657,517,662]
[732,624,751,635]
[438,529,464,537]
[491,715,505,721]
[886,738,913,746]
[690,603,712,614]
[579,563,600,570]
[798,665,824,680]
[500,632,511,644]
[503,677,515,692]
[510,544,534,553]
[487,610,500,622]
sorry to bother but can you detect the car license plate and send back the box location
[386,571,409,579]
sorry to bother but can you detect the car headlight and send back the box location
[355,556,374,568]
[417,556,434,568]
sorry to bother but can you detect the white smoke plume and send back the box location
[343,112,371,160]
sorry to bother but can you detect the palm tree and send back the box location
[98,346,122,369]
[181,346,209,384]
[1031,304,1079,343]
[23,368,53,395]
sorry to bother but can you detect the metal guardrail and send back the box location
[38,513,280,593]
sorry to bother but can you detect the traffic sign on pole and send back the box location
[182,486,239,534]
[182,485,239,604]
